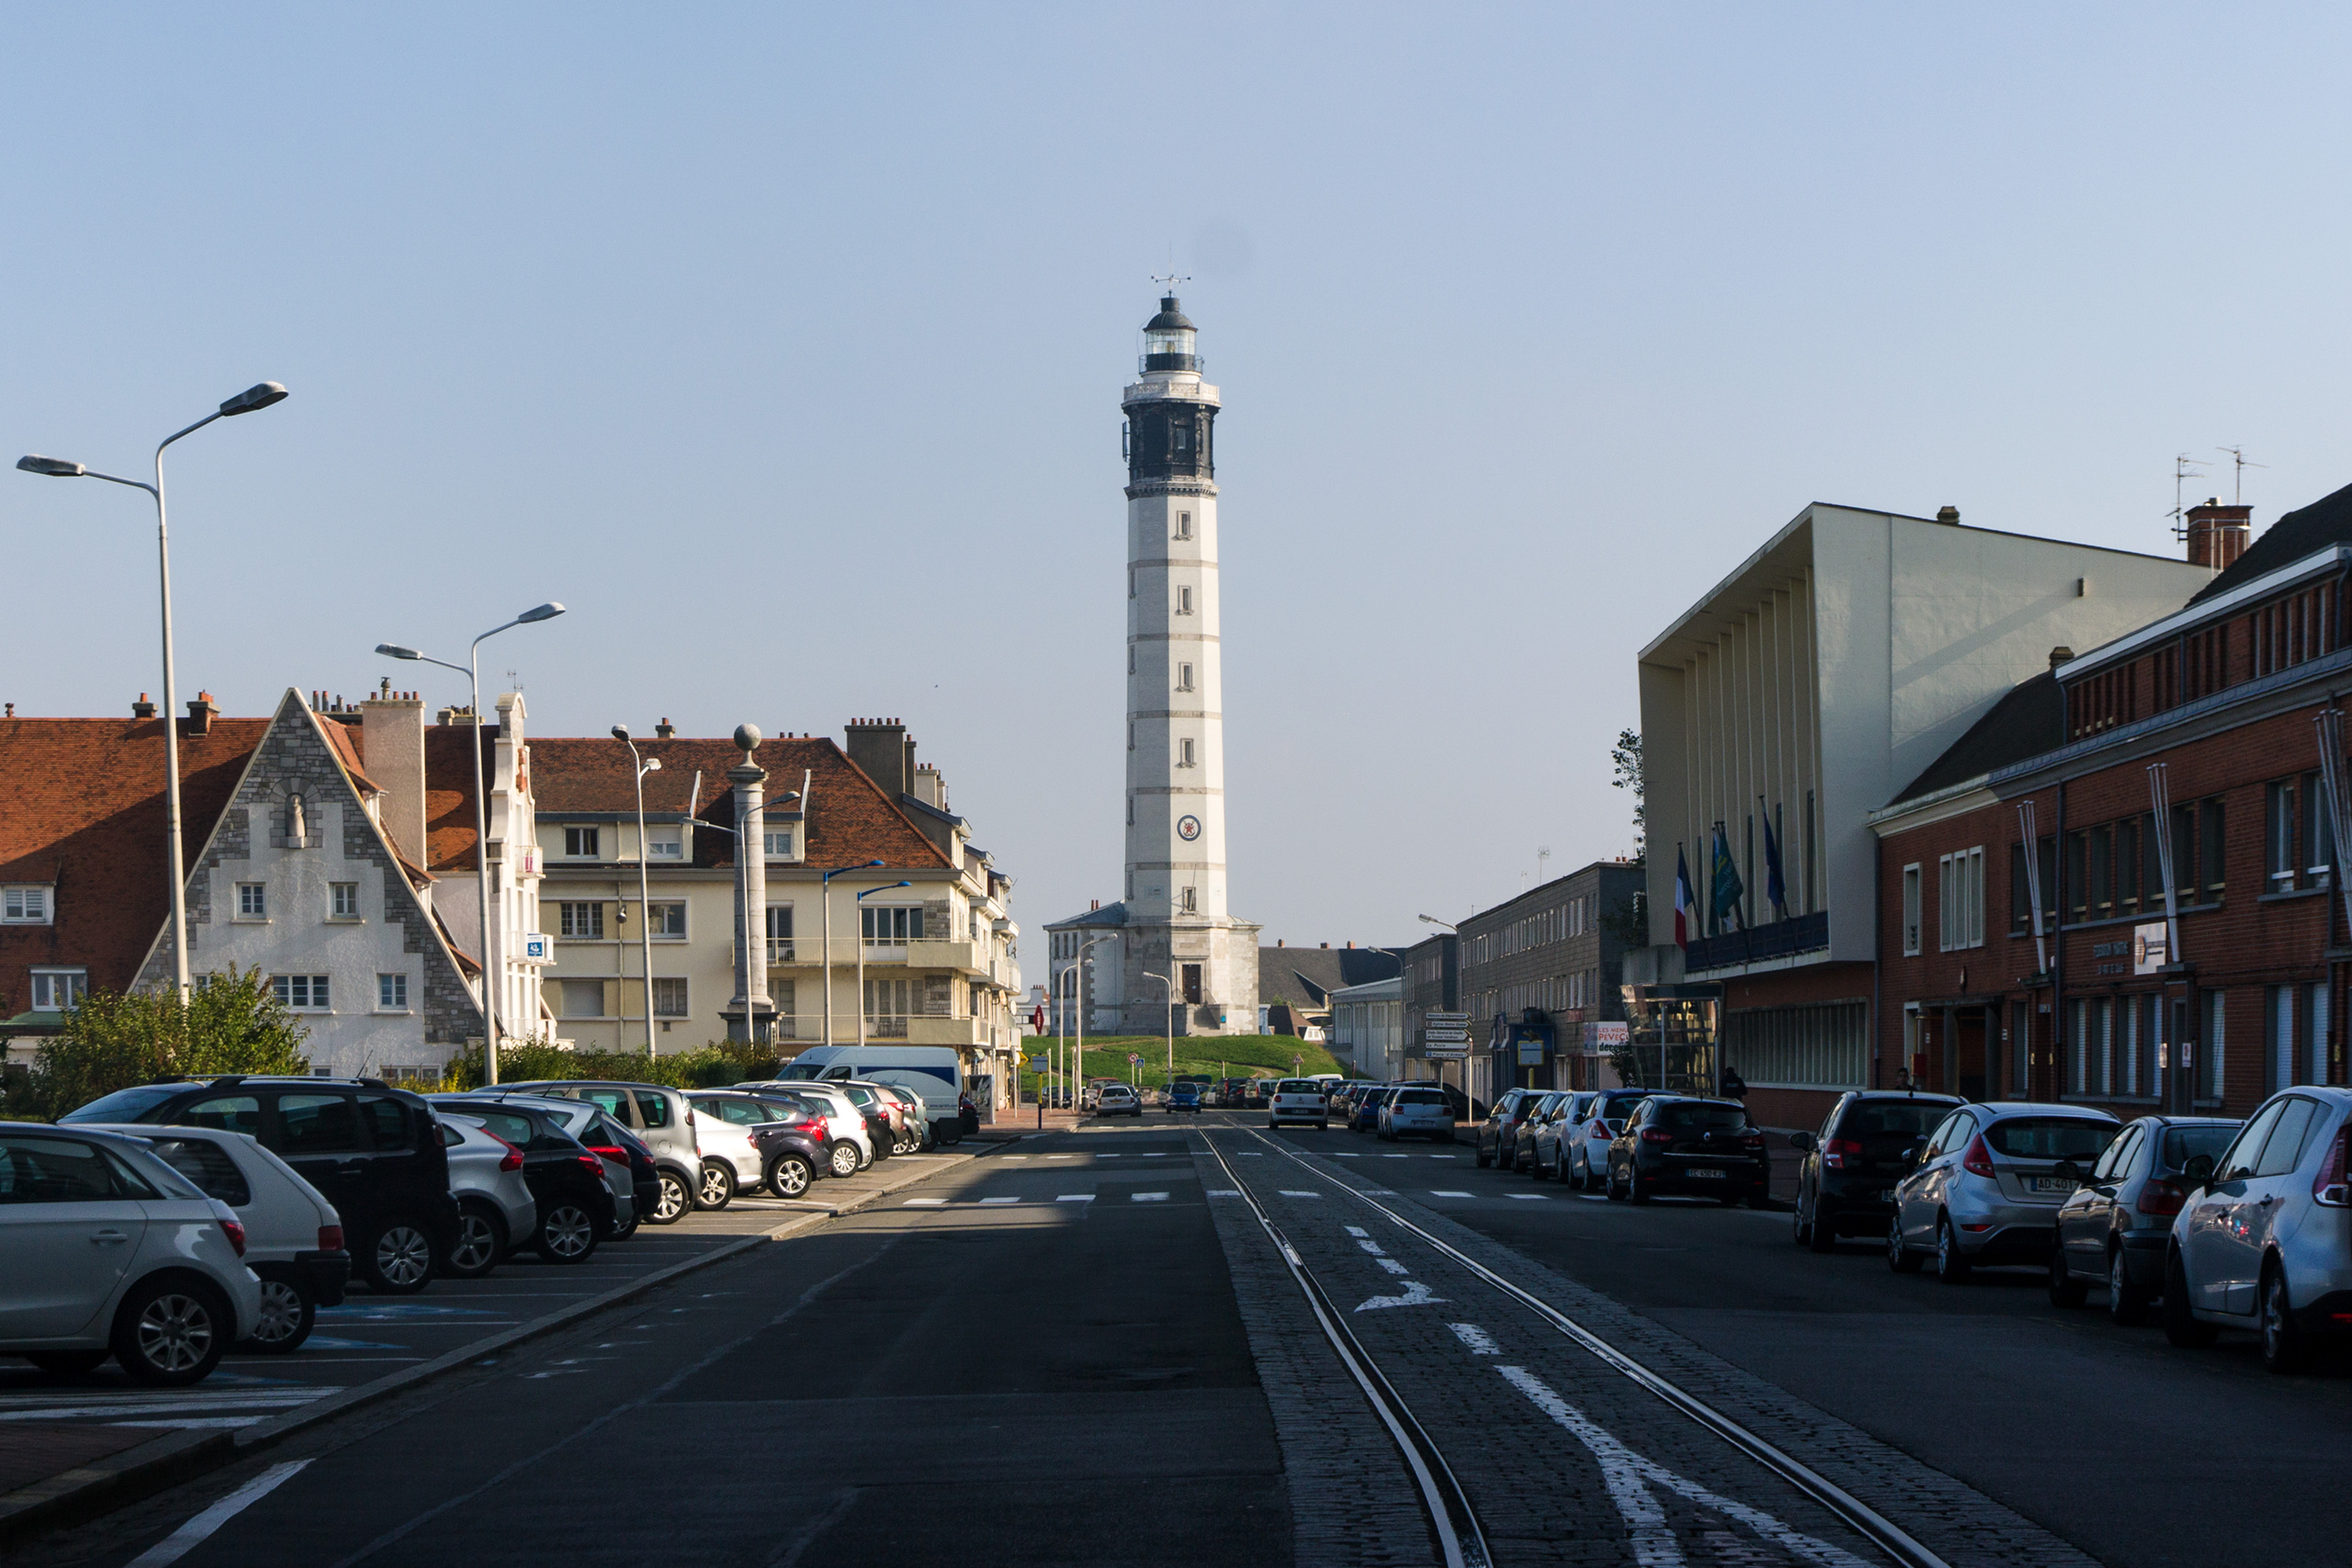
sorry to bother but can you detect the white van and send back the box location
[773,1046,966,1145]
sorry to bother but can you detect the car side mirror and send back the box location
[1900,1143,1922,1170]
[2183,1152,2214,1188]
[2051,1159,2083,1186]
[1789,1131,1815,1154]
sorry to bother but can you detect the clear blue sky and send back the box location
[7,5,2350,965]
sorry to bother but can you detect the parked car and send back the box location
[1475,1088,1547,1170]
[428,1097,617,1262]
[1325,1081,1366,1120]
[1378,1084,1456,1142]
[769,1045,967,1145]
[2164,1087,2352,1371]
[496,1081,707,1221]
[829,1081,905,1159]
[430,1114,540,1278]
[1887,1102,2119,1282]
[739,1097,835,1197]
[1168,1082,1203,1115]
[1511,1092,1576,1175]
[1607,1095,1770,1205]
[84,1122,347,1355]
[1565,1089,1655,1190]
[682,1091,774,1200]
[2046,1114,2239,1321]
[1097,1083,1143,1118]
[1528,1092,1596,1179]
[63,1076,458,1295]
[1349,1085,1397,1133]
[871,1082,934,1149]
[1,1122,263,1385]
[1788,1092,1963,1252]
[1245,1081,1273,1110]
[1268,1079,1330,1129]
[737,1081,878,1177]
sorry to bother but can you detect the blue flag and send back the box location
[1760,799,1787,920]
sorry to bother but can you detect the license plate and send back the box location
[1687,1168,1726,1180]
[2025,1177,2076,1195]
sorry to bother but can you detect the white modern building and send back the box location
[1327,974,1404,1081]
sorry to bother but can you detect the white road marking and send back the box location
[1505,1193,1551,1201]
[1207,1189,1241,1197]
[1278,1190,1321,1198]
[1354,1279,1445,1312]
[1363,1189,1398,1195]
[1449,1323,1501,1356]
[1497,1364,1873,1568]
[1056,1194,1094,1203]
[1332,1152,1362,1158]
[125,1459,312,1567]
[1375,1256,1410,1275]
[1430,1190,1473,1198]
[1353,1237,1386,1255]
[1238,1152,1263,1156]
[1578,1194,1611,1203]
[1429,1155,1457,1160]
[978,1196,1020,1205]
[1099,1153,1122,1159]
[1132,1192,1169,1202]
[1384,1154,1407,1159]
[1002,1155,1030,1160]
[1143,1152,1168,1157]
[1343,1225,1368,1237]
[903,1198,948,1207]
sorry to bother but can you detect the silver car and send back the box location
[2166,1086,2352,1372]
[1378,1085,1456,1142]
[737,1081,877,1177]
[1269,1079,1331,1130]
[1566,1089,1650,1190]
[500,1080,708,1221]
[1889,1102,2119,1282]
[2048,1114,2238,1323]
[434,1112,538,1278]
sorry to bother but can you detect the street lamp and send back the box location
[613,727,661,1055]
[18,382,289,999]
[375,601,565,1083]
[1071,933,1119,1110]
[1143,970,1174,1092]
[856,882,913,1048]
[820,861,885,1046]
[1415,914,1460,1105]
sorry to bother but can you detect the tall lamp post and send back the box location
[820,861,885,1045]
[1416,913,1460,1109]
[613,727,661,1055]
[855,882,913,1048]
[1144,970,1174,1090]
[1072,933,1119,1108]
[19,381,290,999]
[375,602,567,1083]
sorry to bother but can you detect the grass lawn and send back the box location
[1016,1033,1342,1093]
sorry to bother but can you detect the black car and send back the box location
[64,1075,460,1293]
[1606,1094,1771,1205]
[1477,1088,1547,1170]
[432,1098,617,1262]
[587,1114,661,1232]
[1787,1091,1962,1251]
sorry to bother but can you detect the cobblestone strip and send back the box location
[1193,1142,1442,1568]
[1251,1136,2103,1568]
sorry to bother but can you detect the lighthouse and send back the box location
[1116,292,1259,1034]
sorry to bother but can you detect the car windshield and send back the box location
[2161,1125,2239,1170]
[775,1063,827,1080]
[1658,1103,1748,1131]
[1843,1101,1953,1140]
[1397,1089,1447,1107]
[1596,1093,1647,1121]
[1279,1080,1320,1093]
[58,1085,183,1124]
[1985,1117,2116,1160]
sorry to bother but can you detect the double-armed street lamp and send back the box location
[17,382,290,999]
[1143,970,1175,1090]
[855,882,914,1048]
[376,604,567,1082]
[820,861,885,1045]
[1068,933,1119,1108]
[613,727,661,1055]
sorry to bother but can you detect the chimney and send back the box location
[1320,941,1330,949]
[843,717,909,796]
[183,691,218,737]
[1345,940,1355,949]
[2185,497,2252,572]
[1935,505,1961,525]
[1276,938,1284,947]
[655,717,675,739]
[2049,646,2075,670]
[912,763,946,809]
[132,692,156,719]
[360,688,428,865]
[1090,900,1100,912]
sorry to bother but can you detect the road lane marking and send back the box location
[1278,1190,1321,1198]
[903,1198,948,1206]
[1354,1279,1445,1312]
[977,1196,1020,1205]
[1504,1194,1551,1201]
[1430,1190,1472,1197]
[1497,1364,1872,1568]
[1333,1152,1362,1157]
[1449,1323,1500,1356]
[1207,1189,1240,1196]
[1056,1194,1094,1203]
[1429,1155,1457,1160]
[1144,1152,1168,1157]
[1578,1195,1610,1203]
[1132,1192,1168,1202]
[1375,1257,1410,1275]
[125,1460,312,1567]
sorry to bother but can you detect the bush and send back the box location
[12,967,310,1121]
[434,1038,786,1093]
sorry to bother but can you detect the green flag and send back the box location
[1711,823,1745,930]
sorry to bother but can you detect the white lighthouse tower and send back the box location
[1115,291,1259,1034]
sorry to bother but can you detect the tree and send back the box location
[25,967,310,1119]
[1611,728,1645,863]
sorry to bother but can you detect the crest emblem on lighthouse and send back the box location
[1177,814,1202,841]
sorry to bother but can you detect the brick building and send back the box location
[1870,484,2352,1122]
[1456,860,1644,1098]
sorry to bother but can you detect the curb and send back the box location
[0,1145,986,1549]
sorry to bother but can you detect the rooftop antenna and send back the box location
[1151,271,1189,295]
[2168,452,2210,542]
[1539,845,1552,882]
[2216,445,2266,505]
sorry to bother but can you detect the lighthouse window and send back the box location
[1181,887,1198,914]
[1180,738,1196,768]
[1175,511,1192,539]
[1173,424,1189,452]
[1177,586,1192,615]
[1177,663,1193,691]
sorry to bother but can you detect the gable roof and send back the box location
[1044,901,1129,931]
[1888,669,2065,806]
[2191,480,2352,604]
[1258,946,1406,1010]
[528,735,953,871]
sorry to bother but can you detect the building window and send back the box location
[29,968,86,1011]
[1181,886,1197,914]
[559,902,605,939]
[238,883,268,919]
[765,905,793,963]
[2266,781,2299,891]
[648,827,683,860]
[861,905,924,946]
[650,902,687,939]
[377,972,409,1011]
[330,882,360,920]
[1177,586,1192,615]
[1175,511,1192,539]
[1937,847,1984,951]
[652,978,690,1018]
[1177,662,1193,692]
[764,829,795,858]
[2200,990,2227,1103]
[564,826,600,859]
[560,979,607,1018]
[1179,738,1195,768]
[272,974,331,1011]
[1,885,51,924]
[1901,864,1921,956]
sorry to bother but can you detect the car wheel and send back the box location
[1606,1161,1628,1201]
[537,1201,599,1264]
[829,1142,863,1179]
[1807,1199,1838,1253]
[443,1203,506,1279]
[697,1160,736,1211]
[1318,1119,1329,1130]
[2047,1252,2088,1308]
[2162,1249,2217,1347]
[1474,1139,1492,1168]
[768,1153,815,1197]
[2107,1245,2150,1326]
[243,1271,316,1354]
[609,1209,639,1241]
[2259,1265,2306,1374]
[1628,1164,1651,1205]
[1793,1201,1813,1247]
[1887,1211,1924,1273]
[1568,1153,1587,1191]
[363,1221,435,1293]
[112,1277,229,1387]
[1934,1215,1972,1284]
[23,1349,109,1375]
[649,1169,693,1225]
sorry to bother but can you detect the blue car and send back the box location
[1168,1083,1203,1114]
[1350,1087,1392,1133]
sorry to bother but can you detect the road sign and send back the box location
[1425,1011,1469,1024]
[1127,1053,1142,1064]
[1423,1029,1471,1044]
[1029,1056,1048,1073]
[1425,1044,1471,1061]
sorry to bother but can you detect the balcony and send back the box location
[1684,910,1830,974]
[905,939,986,975]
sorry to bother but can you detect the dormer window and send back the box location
[564,826,601,859]
[2,886,51,924]
[648,826,682,859]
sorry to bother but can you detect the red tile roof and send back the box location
[0,715,270,1007]
[530,735,952,870]
[419,724,494,875]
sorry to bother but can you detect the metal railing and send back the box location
[1684,909,1829,972]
